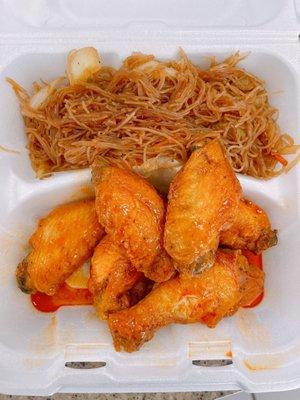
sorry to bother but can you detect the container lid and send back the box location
[0,0,299,35]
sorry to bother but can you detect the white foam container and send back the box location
[0,0,300,395]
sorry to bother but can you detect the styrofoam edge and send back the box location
[1,371,300,396]
[0,29,299,47]
[0,36,299,74]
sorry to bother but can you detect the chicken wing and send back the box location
[89,235,147,320]
[164,140,242,275]
[108,250,264,352]
[220,198,277,253]
[92,164,175,282]
[16,200,104,295]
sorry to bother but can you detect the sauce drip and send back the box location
[31,283,92,312]
[242,249,264,308]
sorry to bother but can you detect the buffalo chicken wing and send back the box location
[108,250,264,352]
[164,140,241,275]
[16,200,104,295]
[92,164,175,282]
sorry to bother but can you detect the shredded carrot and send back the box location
[271,151,288,166]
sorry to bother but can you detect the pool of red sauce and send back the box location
[31,283,92,312]
[31,250,264,313]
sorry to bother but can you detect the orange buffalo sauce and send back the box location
[242,249,264,308]
[31,283,92,312]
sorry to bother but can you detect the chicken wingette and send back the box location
[220,198,277,253]
[16,200,104,295]
[108,250,264,352]
[89,235,146,320]
[92,164,175,282]
[164,140,241,275]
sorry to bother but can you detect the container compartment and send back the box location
[0,46,299,394]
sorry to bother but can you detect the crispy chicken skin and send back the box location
[164,140,242,275]
[92,164,175,282]
[220,198,277,253]
[89,235,145,320]
[108,250,264,352]
[16,200,104,295]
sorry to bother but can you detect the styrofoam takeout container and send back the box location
[0,0,300,395]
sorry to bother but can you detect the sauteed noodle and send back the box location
[8,50,299,178]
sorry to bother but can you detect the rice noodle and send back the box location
[7,51,299,178]
[0,145,20,154]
